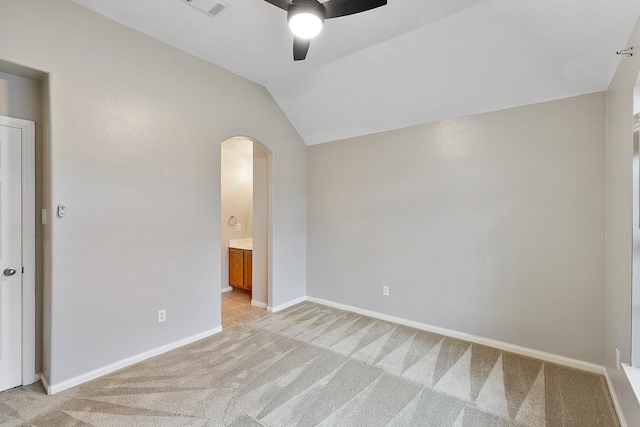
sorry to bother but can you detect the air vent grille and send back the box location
[184,0,230,17]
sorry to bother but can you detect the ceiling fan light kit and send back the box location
[265,0,387,60]
[288,0,326,39]
[288,12,323,39]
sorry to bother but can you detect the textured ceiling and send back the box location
[70,0,640,145]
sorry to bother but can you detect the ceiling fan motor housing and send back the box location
[263,0,387,59]
[287,0,327,25]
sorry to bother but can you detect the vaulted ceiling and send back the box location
[70,0,640,145]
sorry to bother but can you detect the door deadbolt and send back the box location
[3,268,16,276]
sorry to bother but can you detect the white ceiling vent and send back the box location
[183,0,230,17]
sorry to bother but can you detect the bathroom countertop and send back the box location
[229,238,252,251]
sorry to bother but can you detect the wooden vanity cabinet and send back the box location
[243,250,252,290]
[229,248,252,290]
[229,248,244,288]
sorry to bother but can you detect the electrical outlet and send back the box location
[616,348,620,371]
[236,223,242,231]
[382,286,390,296]
[158,309,166,323]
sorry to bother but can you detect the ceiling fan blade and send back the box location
[293,37,310,61]
[323,0,386,19]
[263,0,291,11]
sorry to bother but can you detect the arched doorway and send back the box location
[220,136,272,327]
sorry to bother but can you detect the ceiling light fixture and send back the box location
[265,0,387,60]
[287,0,326,39]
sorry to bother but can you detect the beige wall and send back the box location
[605,16,640,426]
[0,70,43,373]
[0,0,306,387]
[0,71,41,120]
[252,144,269,307]
[633,127,640,368]
[308,92,606,364]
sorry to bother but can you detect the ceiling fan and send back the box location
[263,0,387,61]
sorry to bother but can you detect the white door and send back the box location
[0,124,22,392]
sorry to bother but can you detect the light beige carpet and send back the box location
[0,302,619,426]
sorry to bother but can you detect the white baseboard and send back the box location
[251,299,267,309]
[268,296,306,313]
[306,296,605,375]
[606,368,628,427]
[221,286,233,293]
[39,373,50,393]
[45,327,222,395]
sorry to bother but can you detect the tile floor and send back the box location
[222,288,266,328]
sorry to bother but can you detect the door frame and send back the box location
[0,115,36,385]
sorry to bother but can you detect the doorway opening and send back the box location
[220,136,271,328]
[0,61,46,391]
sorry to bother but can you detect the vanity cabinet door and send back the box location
[229,248,244,288]
[244,250,252,290]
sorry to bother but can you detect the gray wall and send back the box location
[0,70,43,373]
[308,92,606,364]
[605,16,640,425]
[0,0,306,387]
